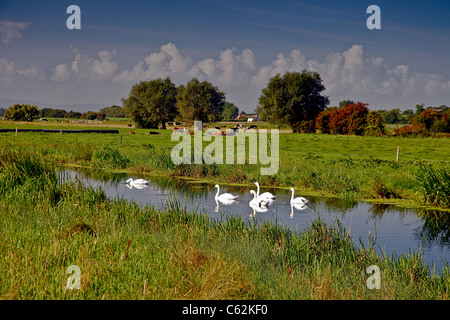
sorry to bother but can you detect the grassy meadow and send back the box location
[1,119,449,210]
[1,147,450,299]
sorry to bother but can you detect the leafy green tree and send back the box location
[82,111,98,120]
[415,104,425,116]
[338,100,355,108]
[176,78,225,123]
[99,105,129,118]
[39,107,67,118]
[122,77,178,129]
[364,111,386,136]
[65,110,82,119]
[221,102,239,120]
[4,104,39,121]
[257,70,329,132]
[382,108,400,124]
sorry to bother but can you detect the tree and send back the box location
[176,78,225,123]
[323,102,370,135]
[82,111,98,120]
[339,100,355,108]
[99,105,129,118]
[382,108,400,124]
[122,77,178,129]
[65,110,82,119]
[221,102,239,120]
[0,107,5,117]
[4,104,39,121]
[315,107,338,134]
[257,70,329,132]
[364,111,385,136]
[39,107,67,118]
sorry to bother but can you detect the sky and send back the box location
[1,0,450,113]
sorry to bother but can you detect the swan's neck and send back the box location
[290,189,294,201]
[256,183,260,196]
[215,186,220,198]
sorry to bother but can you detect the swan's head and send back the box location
[254,182,259,186]
[290,187,294,192]
[214,184,219,189]
[126,178,133,184]
[249,190,256,196]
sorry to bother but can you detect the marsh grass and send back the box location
[416,164,450,208]
[1,127,449,208]
[1,150,449,299]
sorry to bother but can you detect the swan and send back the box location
[289,201,308,218]
[249,190,269,208]
[214,184,238,202]
[290,187,308,204]
[214,197,237,212]
[126,178,149,186]
[249,202,269,218]
[254,182,276,200]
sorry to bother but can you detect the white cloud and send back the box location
[0,58,41,84]
[0,20,31,45]
[1,43,450,110]
[50,48,119,82]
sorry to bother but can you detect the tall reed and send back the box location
[416,164,450,208]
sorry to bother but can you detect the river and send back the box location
[63,169,450,275]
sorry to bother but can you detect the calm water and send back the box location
[63,169,450,274]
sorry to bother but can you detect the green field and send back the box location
[1,120,449,210]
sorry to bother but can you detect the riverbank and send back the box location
[1,149,449,299]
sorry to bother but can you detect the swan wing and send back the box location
[217,193,238,200]
[260,192,276,199]
[133,179,149,185]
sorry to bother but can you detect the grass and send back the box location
[1,149,450,299]
[1,120,449,210]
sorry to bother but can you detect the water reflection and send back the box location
[290,202,309,218]
[60,169,450,273]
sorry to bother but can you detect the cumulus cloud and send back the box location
[1,42,450,110]
[50,47,119,82]
[0,58,41,84]
[0,20,31,45]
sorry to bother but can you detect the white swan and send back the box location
[214,197,237,212]
[249,202,269,218]
[249,190,269,208]
[290,187,308,204]
[126,178,149,187]
[254,182,276,200]
[289,201,308,218]
[214,184,238,202]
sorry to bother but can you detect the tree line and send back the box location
[121,77,239,129]
[0,104,129,122]
[2,70,448,137]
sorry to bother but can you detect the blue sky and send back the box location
[1,0,449,112]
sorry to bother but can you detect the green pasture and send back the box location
[0,121,449,209]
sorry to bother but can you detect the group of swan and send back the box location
[214,182,308,216]
[126,178,309,217]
